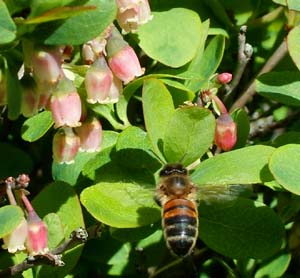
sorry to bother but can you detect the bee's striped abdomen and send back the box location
[163,198,198,257]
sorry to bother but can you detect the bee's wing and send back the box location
[196,184,254,204]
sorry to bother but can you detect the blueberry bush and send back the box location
[1,0,300,277]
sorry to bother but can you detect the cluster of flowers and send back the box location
[201,73,237,151]
[0,0,152,164]
[2,175,48,255]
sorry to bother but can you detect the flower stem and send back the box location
[20,190,34,213]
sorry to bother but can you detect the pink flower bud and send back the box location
[76,117,102,152]
[85,57,113,104]
[2,217,28,253]
[26,210,48,255]
[53,127,80,164]
[215,114,237,151]
[32,47,63,84]
[106,26,144,84]
[116,0,153,33]
[217,73,232,84]
[21,75,39,117]
[50,78,82,128]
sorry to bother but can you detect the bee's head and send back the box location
[159,163,188,177]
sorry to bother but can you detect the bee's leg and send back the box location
[153,194,162,207]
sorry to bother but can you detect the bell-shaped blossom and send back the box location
[19,190,48,255]
[21,75,39,117]
[31,47,63,84]
[217,72,232,84]
[109,74,123,103]
[26,210,48,255]
[2,217,28,253]
[53,127,80,164]
[85,57,113,104]
[50,78,82,128]
[215,113,237,151]
[76,117,102,152]
[106,27,144,84]
[116,0,153,33]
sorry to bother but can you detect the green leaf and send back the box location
[29,0,77,17]
[116,78,144,126]
[0,1,16,44]
[24,5,96,24]
[138,8,202,67]
[91,103,125,130]
[191,145,275,185]
[32,0,117,45]
[110,224,159,242]
[287,26,300,70]
[199,199,285,259]
[272,0,287,5]
[163,107,215,166]
[32,181,84,278]
[0,205,24,238]
[52,130,116,185]
[287,0,300,11]
[231,109,250,149]
[185,35,225,92]
[256,71,300,106]
[43,213,65,250]
[269,144,300,195]
[0,143,33,180]
[202,0,234,27]
[115,126,162,171]
[272,131,300,147]
[6,63,22,120]
[80,182,160,228]
[142,78,175,160]
[255,253,291,278]
[21,111,54,142]
[81,131,119,180]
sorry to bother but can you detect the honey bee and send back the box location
[155,163,253,257]
[154,163,198,257]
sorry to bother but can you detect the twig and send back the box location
[230,40,288,112]
[0,227,88,278]
[224,26,253,101]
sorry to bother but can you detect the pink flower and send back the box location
[109,74,123,103]
[108,45,144,84]
[217,73,232,84]
[20,75,39,117]
[76,117,102,152]
[85,57,113,104]
[106,26,144,84]
[2,217,28,253]
[116,0,153,33]
[215,113,237,151]
[53,127,80,164]
[50,78,82,128]
[31,47,63,84]
[26,210,48,255]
